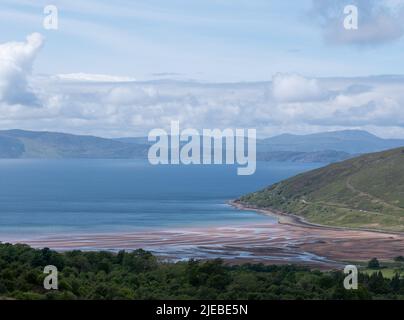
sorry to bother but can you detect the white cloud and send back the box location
[3,74,403,139]
[2,35,404,138]
[0,33,44,106]
[272,73,326,102]
[56,73,136,83]
[106,86,156,106]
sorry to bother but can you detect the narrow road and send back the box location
[346,176,403,212]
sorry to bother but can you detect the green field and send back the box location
[351,259,404,279]
[239,147,404,232]
[362,269,401,279]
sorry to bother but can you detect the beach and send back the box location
[7,201,403,270]
[1,160,403,270]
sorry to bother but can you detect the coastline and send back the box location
[3,223,343,269]
[2,201,403,270]
[1,200,403,269]
[229,200,310,227]
[229,199,404,236]
[227,200,404,264]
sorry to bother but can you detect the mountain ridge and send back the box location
[0,129,403,161]
[259,129,404,153]
[0,129,149,159]
[238,147,404,232]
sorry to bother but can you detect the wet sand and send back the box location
[6,205,404,270]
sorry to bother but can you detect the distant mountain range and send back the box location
[0,129,404,163]
[0,130,148,159]
[258,130,404,153]
[238,147,404,232]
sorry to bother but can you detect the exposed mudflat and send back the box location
[6,218,403,270]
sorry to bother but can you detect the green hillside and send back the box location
[239,147,404,232]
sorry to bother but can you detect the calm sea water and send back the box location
[0,160,322,238]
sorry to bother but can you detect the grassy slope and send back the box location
[239,147,404,232]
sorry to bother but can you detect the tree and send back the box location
[367,258,380,269]
[368,271,388,294]
[390,273,401,292]
[394,256,404,262]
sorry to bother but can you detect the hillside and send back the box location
[259,130,404,153]
[256,150,353,163]
[0,129,403,162]
[239,147,404,232]
[0,130,148,159]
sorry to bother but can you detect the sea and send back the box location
[0,159,323,240]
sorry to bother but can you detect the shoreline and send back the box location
[229,200,310,227]
[2,224,343,269]
[227,200,404,264]
[1,201,403,269]
[229,200,404,236]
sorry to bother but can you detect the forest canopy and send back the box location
[0,243,402,300]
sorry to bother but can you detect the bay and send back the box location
[0,159,322,239]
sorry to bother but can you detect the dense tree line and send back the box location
[0,243,402,300]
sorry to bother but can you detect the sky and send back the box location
[1,0,404,138]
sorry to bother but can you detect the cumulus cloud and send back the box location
[311,0,404,46]
[272,73,326,102]
[2,73,404,139]
[56,73,136,82]
[106,86,157,105]
[0,33,44,106]
[2,34,404,138]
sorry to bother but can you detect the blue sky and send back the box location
[1,0,404,138]
[1,0,404,81]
